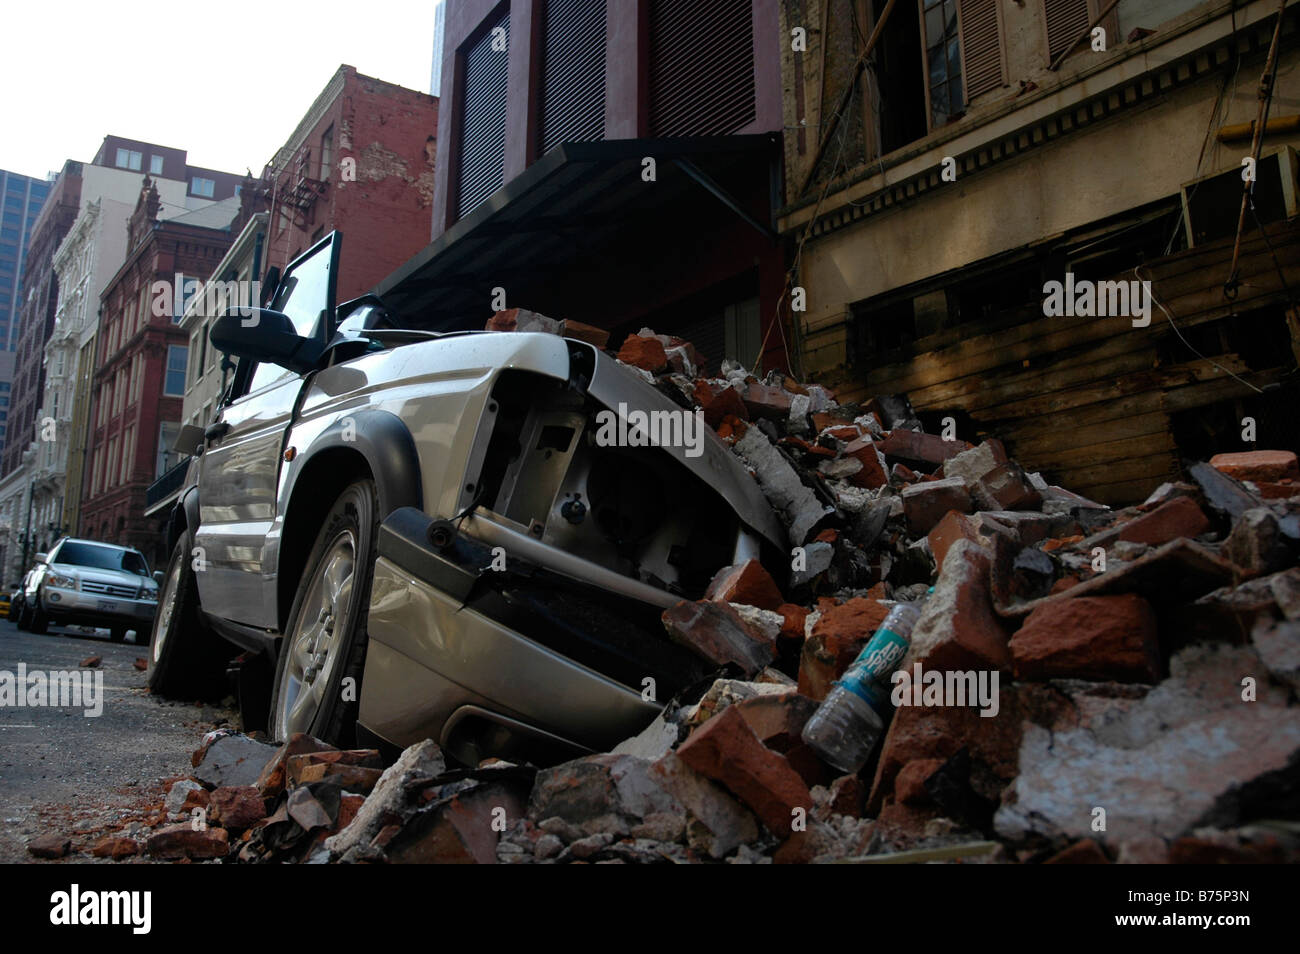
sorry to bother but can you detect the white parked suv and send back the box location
[19,537,159,642]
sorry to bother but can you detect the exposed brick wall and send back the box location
[264,68,439,303]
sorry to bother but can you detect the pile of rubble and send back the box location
[47,321,1300,863]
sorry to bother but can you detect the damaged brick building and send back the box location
[779,0,1300,504]
[259,65,440,302]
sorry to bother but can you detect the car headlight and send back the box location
[45,573,78,590]
[142,586,158,601]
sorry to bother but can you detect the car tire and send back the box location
[29,597,48,635]
[147,527,230,699]
[15,600,30,631]
[268,479,378,747]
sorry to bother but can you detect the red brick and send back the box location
[1117,496,1210,546]
[777,603,808,643]
[662,600,776,676]
[741,381,794,420]
[797,598,891,701]
[928,512,985,570]
[693,380,749,429]
[676,705,813,835]
[894,758,944,806]
[879,429,971,466]
[704,559,784,611]
[973,461,1042,511]
[902,477,973,534]
[907,539,1012,673]
[1010,593,1161,682]
[842,437,889,489]
[208,786,267,830]
[91,836,141,860]
[1210,450,1300,483]
[146,824,230,860]
[616,334,668,372]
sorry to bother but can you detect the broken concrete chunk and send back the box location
[734,425,834,544]
[192,733,279,789]
[323,739,446,858]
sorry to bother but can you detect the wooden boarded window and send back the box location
[457,8,510,220]
[650,0,756,137]
[538,0,606,157]
[957,0,1007,100]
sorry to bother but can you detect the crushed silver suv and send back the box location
[150,233,785,765]
[20,537,159,642]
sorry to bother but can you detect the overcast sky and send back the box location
[1,0,439,180]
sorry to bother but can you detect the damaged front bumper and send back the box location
[361,508,715,765]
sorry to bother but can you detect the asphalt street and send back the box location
[0,616,237,862]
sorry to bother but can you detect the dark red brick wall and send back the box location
[79,222,233,564]
[265,68,440,303]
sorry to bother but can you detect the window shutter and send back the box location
[649,0,756,137]
[457,9,510,220]
[1042,0,1091,61]
[958,0,1007,100]
[538,0,606,157]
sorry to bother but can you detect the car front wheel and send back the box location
[147,527,230,698]
[269,479,378,747]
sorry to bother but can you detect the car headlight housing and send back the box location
[45,572,78,590]
[141,585,158,601]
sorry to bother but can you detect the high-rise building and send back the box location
[0,169,52,451]
[431,1,446,96]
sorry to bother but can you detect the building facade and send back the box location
[0,169,51,450]
[389,0,788,371]
[78,181,240,565]
[0,137,242,583]
[259,65,440,303]
[779,0,1300,503]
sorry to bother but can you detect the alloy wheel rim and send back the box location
[275,529,357,738]
[152,554,183,663]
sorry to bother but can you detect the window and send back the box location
[115,149,143,171]
[191,177,215,198]
[456,7,511,219]
[120,426,134,483]
[149,155,164,175]
[320,126,334,180]
[538,0,606,156]
[922,0,963,128]
[157,421,181,477]
[165,345,187,395]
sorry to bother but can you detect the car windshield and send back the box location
[54,542,150,576]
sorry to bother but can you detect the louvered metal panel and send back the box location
[539,0,606,157]
[1042,0,1092,60]
[650,0,756,137]
[959,0,1005,99]
[458,9,510,219]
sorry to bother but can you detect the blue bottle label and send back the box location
[838,628,908,707]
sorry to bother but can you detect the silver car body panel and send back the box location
[360,555,661,751]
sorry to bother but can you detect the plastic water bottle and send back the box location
[801,599,925,775]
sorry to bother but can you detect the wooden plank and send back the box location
[909,341,1156,413]
[1017,430,1177,473]
[1054,450,1180,491]
[977,357,1249,421]
[1071,474,1179,506]
[1005,411,1170,457]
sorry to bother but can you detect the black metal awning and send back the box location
[373,134,781,332]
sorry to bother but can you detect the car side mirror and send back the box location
[153,571,164,584]
[34,553,47,564]
[210,309,323,375]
